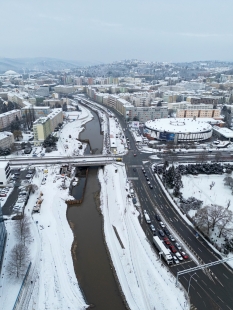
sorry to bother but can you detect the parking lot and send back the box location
[2,167,34,216]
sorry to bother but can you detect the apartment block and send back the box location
[177,109,220,119]
[0,132,14,149]
[33,109,63,145]
[107,95,119,109]
[0,110,21,130]
[48,109,63,131]
[0,161,11,186]
[21,106,51,120]
[186,96,218,105]
[54,85,75,94]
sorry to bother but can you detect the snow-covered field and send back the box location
[99,164,187,310]
[181,174,233,214]
[0,167,88,310]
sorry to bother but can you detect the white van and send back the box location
[130,189,134,195]
[144,213,151,224]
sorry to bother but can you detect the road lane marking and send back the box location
[197,247,202,252]
[209,288,215,294]
[217,296,224,303]
[223,273,229,279]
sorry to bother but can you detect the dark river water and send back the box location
[79,110,103,155]
[67,109,126,309]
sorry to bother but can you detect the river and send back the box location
[67,109,127,309]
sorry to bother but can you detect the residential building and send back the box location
[33,109,63,145]
[21,106,51,120]
[186,96,218,105]
[54,85,75,94]
[0,161,11,186]
[177,108,220,119]
[0,132,14,149]
[47,109,63,131]
[0,110,21,130]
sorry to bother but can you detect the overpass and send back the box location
[0,155,119,167]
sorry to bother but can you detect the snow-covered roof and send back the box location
[0,160,9,168]
[4,70,19,76]
[145,118,212,134]
[213,126,233,138]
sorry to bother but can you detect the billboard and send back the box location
[159,132,175,141]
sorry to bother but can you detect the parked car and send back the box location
[173,256,179,264]
[132,198,137,204]
[160,221,165,228]
[175,252,184,261]
[149,184,153,189]
[181,251,189,259]
[163,237,171,245]
[168,234,175,242]
[158,230,165,237]
[26,174,32,179]
[169,245,177,253]
[0,193,6,197]
[155,214,161,221]
[150,224,156,234]
[147,181,151,185]
[164,228,170,235]
[175,242,182,250]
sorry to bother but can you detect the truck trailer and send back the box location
[153,236,173,265]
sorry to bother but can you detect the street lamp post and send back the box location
[187,273,196,296]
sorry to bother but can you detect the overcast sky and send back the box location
[1,0,233,63]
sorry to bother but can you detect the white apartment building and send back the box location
[107,95,119,109]
[0,110,21,130]
[0,161,11,186]
[168,102,213,111]
[0,132,14,149]
[48,109,63,131]
[54,85,76,94]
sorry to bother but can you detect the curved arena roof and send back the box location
[145,118,212,134]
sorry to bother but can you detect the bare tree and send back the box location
[26,184,38,194]
[194,204,233,237]
[6,243,30,278]
[14,215,31,245]
[217,209,233,238]
[193,206,211,235]
[224,176,233,186]
[208,205,226,231]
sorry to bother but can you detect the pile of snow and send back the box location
[98,164,187,310]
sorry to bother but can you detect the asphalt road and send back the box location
[106,107,233,310]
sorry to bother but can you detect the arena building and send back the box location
[144,118,213,142]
